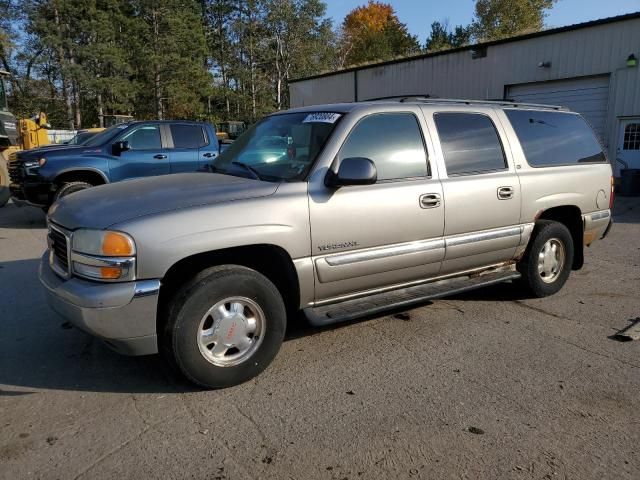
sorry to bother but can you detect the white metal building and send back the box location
[289,13,640,174]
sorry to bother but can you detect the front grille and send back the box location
[49,226,70,276]
[7,161,23,184]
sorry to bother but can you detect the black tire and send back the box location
[0,161,10,207]
[161,265,286,389]
[517,220,574,298]
[53,181,94,202]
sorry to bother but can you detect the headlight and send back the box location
[71,229,136,281]
[73,229,135,256]
[39,157,47,167]
[23,159,42,176]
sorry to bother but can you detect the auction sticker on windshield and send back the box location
[303,113,341,124]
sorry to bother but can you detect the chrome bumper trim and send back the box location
[134,279,161,298]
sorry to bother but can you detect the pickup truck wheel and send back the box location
[162,265,286,389]
[517,220,574,297]
[53,181,94,202]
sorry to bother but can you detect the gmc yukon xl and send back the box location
[39,98,614,388]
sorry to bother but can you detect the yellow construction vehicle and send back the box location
[0,70,51,207]
[218,120,247,141]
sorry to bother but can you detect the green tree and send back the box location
[425,21,471,52]
[132,0,212,119]
[472,0,557,41]
[71,0,138,126]
[338,1,420,67]
[0,0,19,73]
[265,0,334,110]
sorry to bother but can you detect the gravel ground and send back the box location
[0,198,639,480]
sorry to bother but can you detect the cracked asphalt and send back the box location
[1,198,639,480]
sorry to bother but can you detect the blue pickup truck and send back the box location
[8,120,220,208]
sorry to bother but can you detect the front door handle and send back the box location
[419,193,441,209]
[497,186,514,200]
[154,154,167,160]
[203,152,216,158]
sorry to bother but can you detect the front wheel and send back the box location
[53,181,94,203]
[162,265,287,389]
[517,220,574,298]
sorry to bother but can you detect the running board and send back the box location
[304,270,521,327]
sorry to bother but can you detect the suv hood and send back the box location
[49,173,279,229]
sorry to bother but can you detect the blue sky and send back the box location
[324,0,640,43]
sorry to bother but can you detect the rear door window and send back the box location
[505,110,606,166]
[434,113,507,176]
[339,113,429,181]
[170,124,208,149]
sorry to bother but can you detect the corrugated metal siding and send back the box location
[506,76,610,141]
[288,71,354,107]
[289,16,640,162]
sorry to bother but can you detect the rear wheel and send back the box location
[162,265,286,389]
[53,181,94,203]
[0,160,10,207]
[517,220,574,297]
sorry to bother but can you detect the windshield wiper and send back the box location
[231,161,262,180]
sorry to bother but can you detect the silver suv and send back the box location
[40,98,614,388]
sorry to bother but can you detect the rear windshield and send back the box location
[505,110,606,167]
[212,112,340,182]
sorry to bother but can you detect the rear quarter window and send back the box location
[505,110,606,167]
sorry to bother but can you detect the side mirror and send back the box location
[112,140,130,156]
[326,157,377,188]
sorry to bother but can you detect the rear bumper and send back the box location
[583,209,612,246]
[601,218,613,240]
[39,253,160,355]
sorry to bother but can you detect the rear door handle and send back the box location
[497,186,514,200]
[419,193,441,209]
[154,154,167,160]
[203,152,216,158]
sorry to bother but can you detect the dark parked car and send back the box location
[8,120,220,207]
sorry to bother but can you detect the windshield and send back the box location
[68,131,96,145]
[83,123,129,147]
[211,112,341,182]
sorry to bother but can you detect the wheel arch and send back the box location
[54,168,109,186]
[536,205,583,270]
[157,244,301,333]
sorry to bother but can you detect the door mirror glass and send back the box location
[327,157,377,187]
[112,140,130,156]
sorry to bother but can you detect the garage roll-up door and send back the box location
[507,75,610,142]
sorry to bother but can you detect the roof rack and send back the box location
[363,95,567,111]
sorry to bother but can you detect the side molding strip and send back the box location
[446,226,522,247]
[325,238,445,267]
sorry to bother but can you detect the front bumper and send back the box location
[39,253,160,355]
[10,180,50,206]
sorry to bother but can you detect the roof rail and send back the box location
[363,95,567,111]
